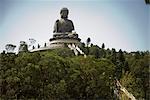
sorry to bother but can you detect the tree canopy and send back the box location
[0,46,149,99]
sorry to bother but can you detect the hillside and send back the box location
[0,46,149,99]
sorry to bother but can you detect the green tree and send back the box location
[120,72,144,99]
[102,43,105,49]
[89,45,100,58]
[86,37,91,47]
[0,48,149,99]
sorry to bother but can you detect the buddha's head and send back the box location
[60,7,69,19]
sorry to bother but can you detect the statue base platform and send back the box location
[30,33,81,52]
[49,37,81,49]
[48,32,81,49]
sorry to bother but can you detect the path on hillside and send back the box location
[115,79,136,100]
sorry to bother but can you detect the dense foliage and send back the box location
[0,45,149,99]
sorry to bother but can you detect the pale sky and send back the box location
[0,0,149,52]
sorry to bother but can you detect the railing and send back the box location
[68,43,86,58]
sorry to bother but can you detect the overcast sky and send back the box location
[0,0,149,52]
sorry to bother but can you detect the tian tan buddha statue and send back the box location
[48,7,82,54]
[53,7,78,39]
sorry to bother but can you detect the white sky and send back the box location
[0,0,149,52]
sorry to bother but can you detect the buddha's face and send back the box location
[60,10,68,19]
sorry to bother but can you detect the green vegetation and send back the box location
[0,45,149,99]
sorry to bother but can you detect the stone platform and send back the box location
[30,33,81,52]
[49,32,81,48]
[49,38,81,48]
